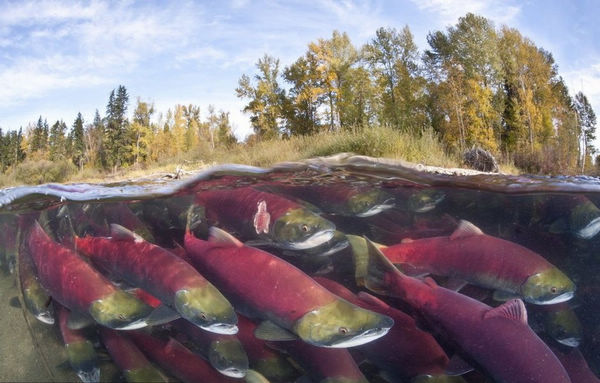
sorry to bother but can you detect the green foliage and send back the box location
[13,159,76,184]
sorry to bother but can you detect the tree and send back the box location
[85,110,105,169]
[364,26,426,131]
[574,91,597,172]
[236,54,286,139]
[104,85,130,170]
[48,120,67,161]
[129,99,155,165]
[71,112,85,169]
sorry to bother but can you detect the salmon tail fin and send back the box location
[363,236,401,296]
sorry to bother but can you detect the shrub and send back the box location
[13,160,77,185]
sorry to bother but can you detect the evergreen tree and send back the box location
[48,120,67,161]
[104,85,130,170]
[71,112,86,169]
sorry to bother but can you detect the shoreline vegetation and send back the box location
[0,12,596,187]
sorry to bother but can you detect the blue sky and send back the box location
[1,0,599,142]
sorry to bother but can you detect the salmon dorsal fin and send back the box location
[110,224,143,242]
[357,291,390,310]
[401,238,414,244]
[450,220,483,240]
[208,227,244,248]
[484,299,528,324]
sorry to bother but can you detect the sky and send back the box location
[1,0,599,142]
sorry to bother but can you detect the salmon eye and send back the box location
[339,327,348,334]
[301,224,309,232]
[551,287,558,294]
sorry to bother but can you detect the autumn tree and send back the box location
[574,91,597,172]
[364,26,427,132]
[236,54,286,139]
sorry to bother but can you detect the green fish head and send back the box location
[293,299,393,348]
[209,339,249,378]
[123,366,166,383]
[271,209,336,250]
[407,190,446,213]
[520,268,575,305]
[254,356,299,382]
[89,290,153,330]
[570,199,600,239]
[174,286,238,334]
[347,190,395,217]
[65,340,100,383]
[411,374,468,383]
[544,307,582,347]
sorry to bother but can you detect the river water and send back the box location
[0,154,598,382]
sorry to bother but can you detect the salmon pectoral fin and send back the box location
[254,321,297,341]
[208,227,245,248]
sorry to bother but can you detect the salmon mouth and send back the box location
[535,290,575,305]
[218,367,246,378]
[201,322,239,335]
[575,216,600,239]
[327,325,392,348]
[356,199,396,217]
[286,229,336,250]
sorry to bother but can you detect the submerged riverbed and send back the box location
[0,154,599,383]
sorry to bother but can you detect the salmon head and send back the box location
[544,306,582,347]
[346,190,395,217]
[174,285,238,335]
[89,290,153,330]
[292,299,393,348]
[208,338,249,378]
[407,189,446,213]
[65,340,100,383]
[270,208,336,250]
[519,268,575,305]
[123,366,166,383]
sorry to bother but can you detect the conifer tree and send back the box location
[71,112,86,169]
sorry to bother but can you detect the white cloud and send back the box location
[563,61,600,111]
[410,0,521,26]
[0,1,204,105]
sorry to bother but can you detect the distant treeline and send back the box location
[1,13,597,175]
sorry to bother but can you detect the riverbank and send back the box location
[0,126,519,187]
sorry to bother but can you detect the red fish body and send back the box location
[56,304,100,383]
[128,331,238,383]
[184,228,393,348]
[377,220,575,305]
[365,240,572,383]
[100,328,166,382]
[30,221,116,310]
[27,221,153,330]
[75,225,237,333]
[314,276,452,380]
[550,346,600,383]
[269,340,368,383]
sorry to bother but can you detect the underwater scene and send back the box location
[0,154,599,383]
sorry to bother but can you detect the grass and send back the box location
[0,126,515,187]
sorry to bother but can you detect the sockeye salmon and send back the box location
[56,304,100,383]
[363,237,572,383]
[183,226,393,348]
[75,224,237,334]
[352,220,575,305]
[100,327,167,383]
[27,221,153,330]
[314,276,463,382]
[193,187,337,250]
